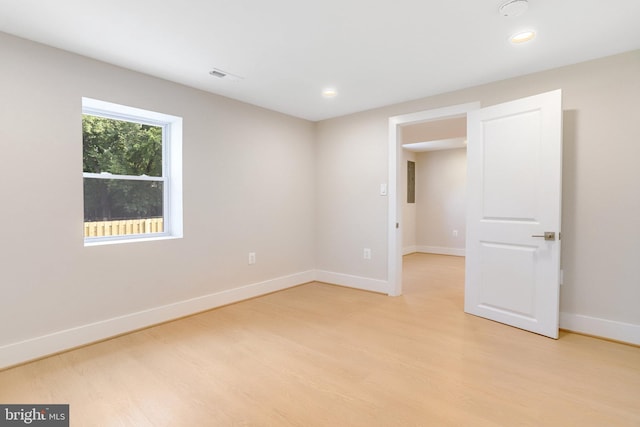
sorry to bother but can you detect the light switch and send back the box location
[380,183,388,196]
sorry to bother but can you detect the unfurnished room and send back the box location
[0,0,639,425]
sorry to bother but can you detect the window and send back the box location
[82,98,182,245]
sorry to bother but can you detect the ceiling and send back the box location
[1,0,639,121]
[402,117,467,152]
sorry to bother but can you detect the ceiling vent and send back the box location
[209,68,244,82]
[499,0,529,17]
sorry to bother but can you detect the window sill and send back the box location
[84,234,182,247]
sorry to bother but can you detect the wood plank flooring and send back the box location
[1,253,639,426]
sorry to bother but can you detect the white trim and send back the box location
[388,118,401,296]
[84,234,181,247]
[166,111,183,238]
[403,245,418,255]
[81,97,183,245]
[415,246,466,257]
[82,97,178,126]
[388,102,480,297]
[4,273,637,369]
[0,271,315,370]
[315,270,389,294]
[560,312,640,346]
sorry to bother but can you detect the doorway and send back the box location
[401,118,467,258]
[387,102,480,296]
[389,91,563,338]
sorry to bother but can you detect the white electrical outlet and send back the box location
[363,248,371,259]
[248,252,256,265]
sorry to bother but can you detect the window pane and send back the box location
[84,178,164,237]
[82,115,163,177]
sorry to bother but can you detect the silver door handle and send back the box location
[532,232,555,241]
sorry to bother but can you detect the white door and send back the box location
[465,90,562,339]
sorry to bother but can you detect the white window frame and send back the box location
[82,97,183,246]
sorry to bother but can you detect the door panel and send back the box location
[479,242,536,318]
[465,90,562,338]
[483,111,540,220]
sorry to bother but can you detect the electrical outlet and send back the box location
[452,229,459,237]
[248,252,256,265]
[363,248,371,260]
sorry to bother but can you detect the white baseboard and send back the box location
[0,270,316,370]
[403,245,417,255]
[560,312,640,346]
[8,272,635,370]
[416,246,466,257]
[315,270,389,294]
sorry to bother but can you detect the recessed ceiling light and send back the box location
[510,30,536,44]
[322,88,338,98]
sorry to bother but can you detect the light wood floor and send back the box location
[1,254,639,426]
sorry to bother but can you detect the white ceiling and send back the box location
[1,0,639,121]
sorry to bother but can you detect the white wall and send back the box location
[415,149,466,256]
[314,115,389,291]
[1,33,638,365]
[0,32,316,367]
[316,50,640,343]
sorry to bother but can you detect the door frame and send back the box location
[387,102,480,296]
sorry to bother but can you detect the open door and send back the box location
[465,90,562,338]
